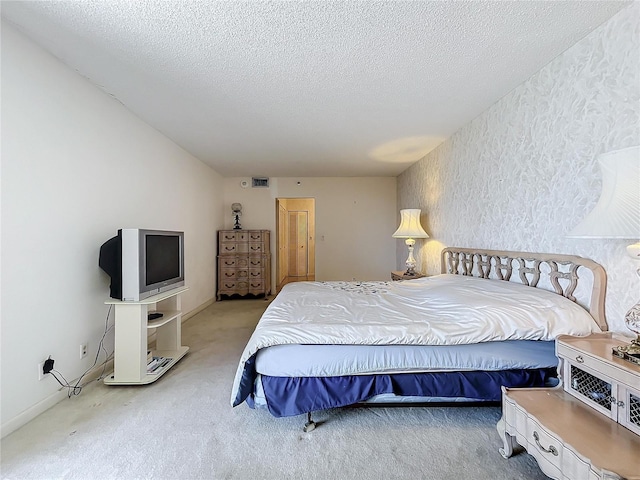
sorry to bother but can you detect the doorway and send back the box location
[276,198,315,292]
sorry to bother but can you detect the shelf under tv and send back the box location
[104,287,189,386]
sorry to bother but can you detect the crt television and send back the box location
[99,229,185,301]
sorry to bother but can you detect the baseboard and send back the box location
[183,297,214,322]
[1,298,214,439]
[0,357,114,439]
[1,389,66,439]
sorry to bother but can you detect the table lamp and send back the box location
[393,209,429,276]
[568,145,640,364]
[232,203,243,230]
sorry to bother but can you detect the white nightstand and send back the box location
[497,333,640,480]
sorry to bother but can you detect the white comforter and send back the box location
[231,274,600,406]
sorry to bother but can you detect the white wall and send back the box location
[223,177,397,282]
[1,23,224,435]
[397,4,640,334]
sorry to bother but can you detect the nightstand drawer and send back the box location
[557,343,604,375]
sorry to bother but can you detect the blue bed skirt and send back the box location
[249,368,556,417]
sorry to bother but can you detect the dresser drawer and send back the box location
[527,418,563,473]
[220,257,250,268]
[561,448,590,479]
[219,280,249,292]
[249,257,265,267]
[248,243,265,253]
[220,269,237,280]
[220,242,238,254]
[221,269,248,280]
[248,280,265,293]
[247,231,264,242]
[220,257,239,268]
[220,243,248,254]
[219,231,247,242]
[249,269,263,279]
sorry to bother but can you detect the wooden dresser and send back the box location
[497,333,640,480]
[217,230,271,300]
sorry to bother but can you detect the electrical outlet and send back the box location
[80,343,88,359]
[38,361,46,381]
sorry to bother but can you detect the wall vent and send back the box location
[252,177,269,188]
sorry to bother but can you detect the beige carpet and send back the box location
[1,298,547,479]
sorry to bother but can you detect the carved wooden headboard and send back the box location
[440,247,608,331]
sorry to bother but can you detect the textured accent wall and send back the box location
[397,3,640,333]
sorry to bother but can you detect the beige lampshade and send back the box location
[568,146,640,239]
[393,209,429,238]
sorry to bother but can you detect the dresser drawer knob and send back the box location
[532,431,558,456]
[575,355,584,363]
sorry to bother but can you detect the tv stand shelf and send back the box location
[104,286,189,385]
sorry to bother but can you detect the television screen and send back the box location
[145,234,181,286]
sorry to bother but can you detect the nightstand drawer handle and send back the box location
[533,431,558,456]
[575,355,584,363]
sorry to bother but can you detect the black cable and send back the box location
[73,304,114,390]
[49,369,82,397]
[46,305,115,398]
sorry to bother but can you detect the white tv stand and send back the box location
[104,286,189,385]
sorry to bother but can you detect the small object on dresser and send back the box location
[148,312,163,321]
[612,345,640,366]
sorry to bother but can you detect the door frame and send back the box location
[275,198,316,292]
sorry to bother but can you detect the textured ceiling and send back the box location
[1,1,630,177]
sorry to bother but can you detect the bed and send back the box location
[231,247,607,429]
